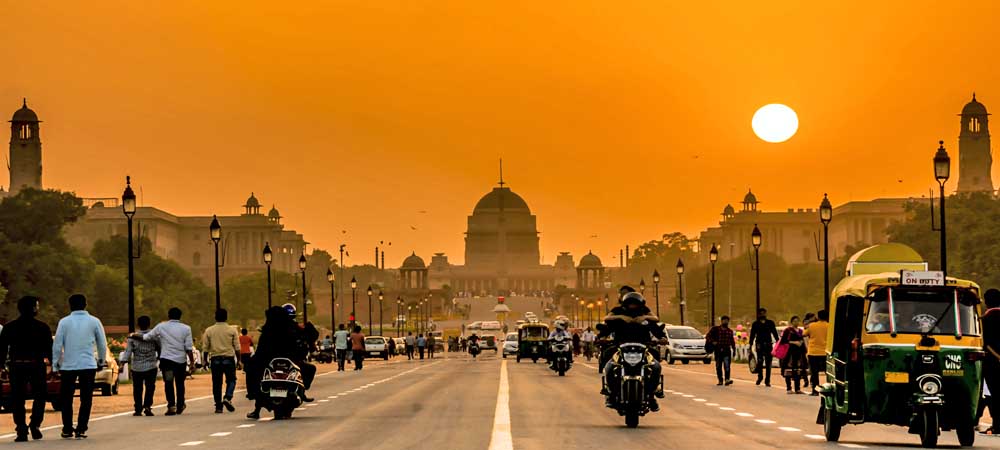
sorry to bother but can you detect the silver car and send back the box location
[662,326,711,364]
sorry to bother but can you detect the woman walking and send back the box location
[350,326,366,371]
[779,316,807,394]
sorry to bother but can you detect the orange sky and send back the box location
[3,1,999,266]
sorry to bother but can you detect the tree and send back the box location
[0,188,85,248]
[221,271,300,326]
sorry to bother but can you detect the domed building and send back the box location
[7,99,43,195]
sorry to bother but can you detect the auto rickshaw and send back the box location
[819,244,984,448]
[517,322,549,363]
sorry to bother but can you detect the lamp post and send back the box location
[327,268,335,331]
[751,224,763,313]
[578,299,585,328]
[709,244,718,326]
[210,215,222,311]
[819,194,833,311]
[587,303,594,328]
[934,141,951,278]
[299,254,308,324]
[418,300,424,334]
[676,259,685,326]
[263,243,273,308]
[122,176,138,333]
[604,294,610,314]
[378,291,384,336]
[350,276,357,330]
[367,286,374,335]
[639,278,646,297]
[396,297,403,337]
[407,305,413,334]
[652,270,660,318]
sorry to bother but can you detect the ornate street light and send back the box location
[350,276,358,329]
[122,176,139,333]
[751,224,762,313]
[378,290,384,336]
[210,215,222,311]
[367,285,374,335]
[299,253,308,324]
[676,259,685,326]
[327,268,335,332]
[652,270,661,318]
[263,242,273,308]
[933,141,951,277]
[709,244,719,326]
[639,278,646,296]
[820,194,833,311]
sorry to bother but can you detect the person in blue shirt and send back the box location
[52,294,107,440]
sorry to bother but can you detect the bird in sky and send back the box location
[410,226,418,230]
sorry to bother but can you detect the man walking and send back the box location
[417,334,427,360]
[202,309,240,414]
[334,324,350,371]
[804,309,830,395]
[52,294,107,439]
[707,316,737,386]
[427,333,436,359]
[119,315,159,417]
[749,308,779,387]
[0,296,53,441]
[405,332,416,360]
[238,328,254,370]
[138,307,194,416]
[981,289,1000,434]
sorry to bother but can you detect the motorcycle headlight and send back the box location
[623,352,643,366]
[918,375,942,395]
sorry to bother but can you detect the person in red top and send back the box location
[707,316,737,386]
[350,326,366,371]
[238,329,253,370]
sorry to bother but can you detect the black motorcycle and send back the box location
[469,341,481,359]
[549,335,572,376]
[260,358,305,419]
[605,343,661,428]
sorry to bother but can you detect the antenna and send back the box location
[498,158,505,187]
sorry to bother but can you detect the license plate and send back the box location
[885,372,909,383]
[269,388,287,398]
[372,352,380,355]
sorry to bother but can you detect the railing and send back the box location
[82,197,120,208]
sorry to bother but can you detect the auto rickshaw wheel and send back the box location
[532,357,538,363]
[956,421,975,447]
[823,406,842,442]
[516,355,521,363]
[919,410,938,448]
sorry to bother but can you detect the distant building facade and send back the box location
[5,99,43,196]
[957,94,993,193]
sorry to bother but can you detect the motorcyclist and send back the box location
[468,333,481,357]
[246,306,301,419]
[547,320,573,368]
[283,304,317,403]
[596,285,638,370]
[599,292,666,411]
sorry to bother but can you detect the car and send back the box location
[429,331,446,353]
[0,369,62,412]
[480,334,499,353]
[662,326,711,365]
[365,336,390,360]
[392,337,407,355]
[501,332,518,358]
[95,347,120,396]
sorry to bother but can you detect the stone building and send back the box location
[5,99,43,196]
[957,94,993,193]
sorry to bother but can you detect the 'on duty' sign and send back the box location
[900,270,945,286]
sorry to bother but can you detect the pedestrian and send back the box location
[417,334,427,360]
[978,380,993,434]
[405,332,416,360]
[119,315,159,417]
[351,325,366,370]
[334,324,350,371]
[239,328,254,370]
[202,309,240,414]
[706,316,737,386]
[981,289,1000,434]
[749,308,779,387]
[778,315,807,394]
[427,333,436,359]
[0,296,53,441]
[387,336,396,358]
[572,331,582,356]
[803,310,829,396]
[136,307,194,416]
[52,294,107,439]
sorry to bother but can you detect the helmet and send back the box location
[282,303,297,317]
[621,292,646,307]
[554,319,569,330]
[618,285,637,303]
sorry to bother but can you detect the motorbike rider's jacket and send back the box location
[548,329,570,341]
[597,304,666,346]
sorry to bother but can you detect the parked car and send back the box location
[95,347,120,396]
[365,336,390,360]
[392,338,407,355]
[662,326,711,365]
[502,332,518,358]
[0,368,62,412]
[429,331,446,353]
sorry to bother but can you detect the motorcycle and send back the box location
[604,343,662,428]
[549,335,572,376]
[469,341,481,359]
[259,358,305,419]
[311,348,334,364]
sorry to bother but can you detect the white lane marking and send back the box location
[320,399,330,402]
[719,407,735,411]
[682,394,694,398]
[663,366,753,384]
[328,395,339,399]
[180,442,204,447]
[236,425,255,429]
[665,389,675,393]
[259,417,273,422]
[693,399,706,402]
[755,419,776,424]
[296,407,308,411]
[672,392,685,396]
[306,403,319,407]
[705,403,719,406]
[581,363,599,370]
[839,445,868,449]
[488,359,514,450]
[735,412,754,417]
[210,432,232,437]
[804,434,824,440]
[778,427,801,432]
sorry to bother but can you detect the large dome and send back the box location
[578,251,603,268]
[11,100,38,122]
[401,252,426,269]
[473,188,530,213]
[963,94,988,116]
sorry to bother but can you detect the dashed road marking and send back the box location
[682,394,694,398]
[236,424,255,429]
[179,442,204,446]
[735,412,754,417]
[755,419,776,424]
[838,445,868,449]
[693,398,706,402]
[705,403,719,406]
[209,432,232,437]
[320,399,330,402]
[719,407,735,411]
[778,427,801,432]
[804,434,824,440]
[487,359,514,450]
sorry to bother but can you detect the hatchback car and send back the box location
[501,332,518,358]
[365,336,390,360]
[662,326,711,365]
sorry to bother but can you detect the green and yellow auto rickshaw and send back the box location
[517,322,549,363]
[819,244,984,448]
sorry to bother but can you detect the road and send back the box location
[4,351,999,449]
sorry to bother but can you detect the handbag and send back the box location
[771,341,789,360]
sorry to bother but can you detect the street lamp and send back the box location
[396,297,404,337]
[639,278,646,296]
[378,290,384,336]
[933,141,950,278]
[299,253,308,324]
[676,259,685,326]
[263,242,273,308]
[210,215,222,311]
[327,268,335,332]
[652,270,660,318]
[819,194,833,311]
[367,285,374,335]
[751,224,762,313]
[578,299,585,328]
[604,294,610,314]
[350,276,358,330]
[709,244,718,326]
[122,176,138,333]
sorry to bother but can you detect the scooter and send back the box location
[549,335,573,376]
[260,358,305,419]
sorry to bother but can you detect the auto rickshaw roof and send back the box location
[845,243,927,276]
[517,322,549,330]
[832,272,981,299]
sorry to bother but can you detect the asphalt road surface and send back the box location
[3,352,999,449]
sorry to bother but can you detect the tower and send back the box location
[8,99,42,193]
[956,93,993,193]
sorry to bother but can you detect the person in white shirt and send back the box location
[333,324,350,371]
[134,307,193,416]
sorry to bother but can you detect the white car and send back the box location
[365,336,390,360]
[502,332,518,358]
[392,337,407,355]
[662,326,711,365]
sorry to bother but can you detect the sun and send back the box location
[751,104,799,143]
